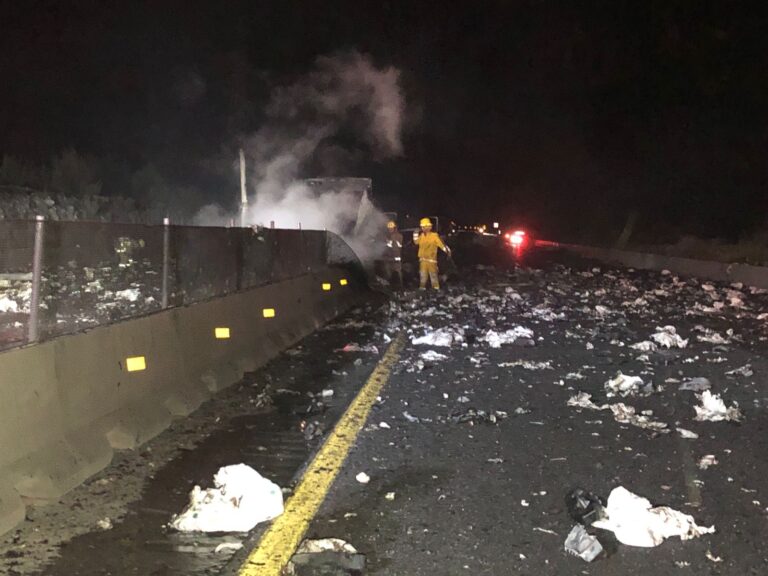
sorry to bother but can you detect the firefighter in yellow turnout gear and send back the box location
[413,218,451,290]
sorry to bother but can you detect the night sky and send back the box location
[1,1,766,242]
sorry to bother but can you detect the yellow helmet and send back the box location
[419,217,432,227]
[387,221,396,229]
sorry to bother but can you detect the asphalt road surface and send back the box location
[294,250,768,575]
[6,248,768,575]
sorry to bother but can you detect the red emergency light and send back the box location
[509,230,526,246]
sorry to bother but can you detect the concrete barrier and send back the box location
[0,267,364,535]
[552,243,768,289]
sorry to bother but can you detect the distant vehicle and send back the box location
[503,228,533,257]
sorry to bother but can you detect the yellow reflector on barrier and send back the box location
[126,356,146,372]
[322,283,332,291]
[215,327,231,339]
[263,308,276,318]
[339,278,348,286]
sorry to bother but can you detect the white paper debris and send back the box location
[630,341,657,352]
[567,392,607,411]
[609,404,668,433]
[592,486,715,547]
[355,472,370,484]
[96,517,113,531]
[698,455,718,470]
[694,390,743,422]
[483,326,534,348]
[170,464,283,532]
[214,542,244,553]
[114,288,140,302]
[651,326,688,349]
[725,364,753,377]
[498,360,552,370]
[679,377,711,392]
[564,524,603,562]
[0,296,19,313]
[677,428,699,439]
[412,328,462,347]
[296,538,357,554]
[420,350,448,362]
[605,373,645,397]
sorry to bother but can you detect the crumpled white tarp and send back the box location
[170,464,283,532]
[592,486,715,547]
[694,390,743,422]
[651,325,688,349]
[412,328,463,347]
[483,326,534,348]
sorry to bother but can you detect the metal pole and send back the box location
[161,217,170,308]
[239,149,248,227]
[27,215,44,343]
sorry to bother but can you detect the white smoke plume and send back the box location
[195,50,405,263]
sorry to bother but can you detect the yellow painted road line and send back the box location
[238,333,405,576]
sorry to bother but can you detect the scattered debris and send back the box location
[420,350,448,362]
[338,343,379,354]
[564,525,603,562]
[355,472,370,484]
[286,538,365,576]
[592,486,715,547]
[412,328,463,347]
[448,408,508,425]
[679,377,711,392]
[677,428,699,439]
[498,360,552,370]
[483,326,535,348]
[214,542,244,554]
[694,390,743,422]
[698,455,718,470]
[705,550,724,563]
[385,492,396,501]
[725,364,753,377]
[630,341,657,352]
[170,464,284,532]
[567,392,607,411]
[566,488,606,527]
[610,404,668,433]
[604,372,649,397]
[96,518,113,531]
[402,411,420,423]
[651,326,688,349]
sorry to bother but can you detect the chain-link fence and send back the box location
[0,219,361,351]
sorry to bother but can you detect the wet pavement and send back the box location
[7,247,768,575]
[2,297,387,576]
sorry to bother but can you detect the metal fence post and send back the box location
[27,215,44,344]
[161,217,170,308]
